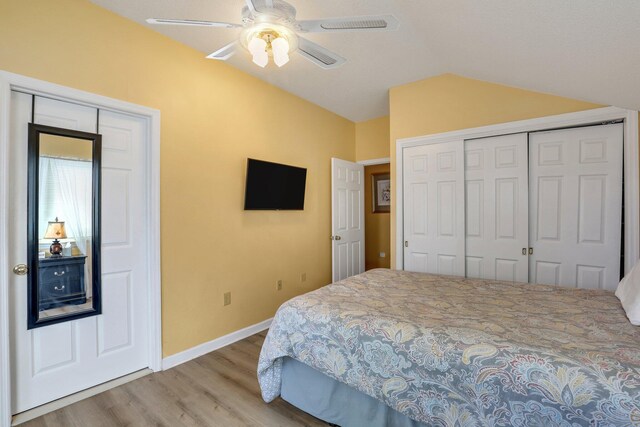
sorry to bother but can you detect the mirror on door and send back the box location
[27,124,102,329]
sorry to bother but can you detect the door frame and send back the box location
[357,157,391,166]
[357,157,391,273]
[0,71,162,427]
[395,107,639,273]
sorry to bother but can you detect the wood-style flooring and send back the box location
[23,331,329,427]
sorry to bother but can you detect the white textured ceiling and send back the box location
[90,0,640,122]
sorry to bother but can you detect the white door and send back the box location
[9,92,150,412]
[402,142,465,275]
[529,124,623,290]
[331,158,364,282]
[465,133,529,282]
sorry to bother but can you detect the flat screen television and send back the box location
[244,158,307,210]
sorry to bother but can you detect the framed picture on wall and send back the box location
[372,173,390,213]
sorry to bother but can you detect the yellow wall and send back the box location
[0,0,355,356]
[364,163,391,270]
[355,116,390,161]
[389,74,604,267]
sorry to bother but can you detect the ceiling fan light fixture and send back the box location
[240,23,297,68]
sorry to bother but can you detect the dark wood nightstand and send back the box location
[38,255,87,310]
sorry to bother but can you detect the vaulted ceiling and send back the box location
[90,0,640,122]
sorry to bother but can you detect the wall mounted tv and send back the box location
[244,158,307,210]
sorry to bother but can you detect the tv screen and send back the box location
[244,158,307,210]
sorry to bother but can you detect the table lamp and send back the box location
[44,217,67,257]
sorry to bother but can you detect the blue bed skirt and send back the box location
[281,357,427,427]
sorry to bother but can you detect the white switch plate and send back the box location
[379,252,386,258]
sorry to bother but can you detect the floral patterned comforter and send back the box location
[257,269,640,426]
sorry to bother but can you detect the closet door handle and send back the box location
[522,248,526,256]
[529,248,533,255]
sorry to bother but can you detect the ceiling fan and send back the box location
[146,0,398,69]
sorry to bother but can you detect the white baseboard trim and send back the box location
[162,317,273,370]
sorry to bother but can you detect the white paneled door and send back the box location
[465,133,529,281]
[9,92,150,413]
[403,142,465,275]
[529,124,623,290]
[331,158,364,282]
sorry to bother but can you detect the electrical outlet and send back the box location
[223,292,231,306]
[277,280,283,291]
[301,273,307,283]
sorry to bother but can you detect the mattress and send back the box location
[258,268,640,426]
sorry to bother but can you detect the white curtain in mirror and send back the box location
[38,157,92,256]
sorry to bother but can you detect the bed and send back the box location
[258,268,640,426]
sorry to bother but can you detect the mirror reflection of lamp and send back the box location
[44,217,67,257]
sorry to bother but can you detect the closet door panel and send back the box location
[529,124,623,291]
[536,176,563,241]
[403,142,465,276]
[495,258,519,282]
[464,133,529,282]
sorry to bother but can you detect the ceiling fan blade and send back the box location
[297,37,346,70]
[245,0,258,13]
[245,0,275,14]
[206,41,238,60]
[146,18,239,28]
[298,15,399,33]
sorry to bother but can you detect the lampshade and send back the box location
[252,51,269,68]
[271,37,290,67]
[248,37,268,67]
[248,37,267,56]
[44,217,67,240]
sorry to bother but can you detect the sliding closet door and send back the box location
[529,124,623,291]
[465,133,529,281]
[403,142,465,275]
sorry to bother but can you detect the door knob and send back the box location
[335,236,342,241]
[13,264,28,275]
